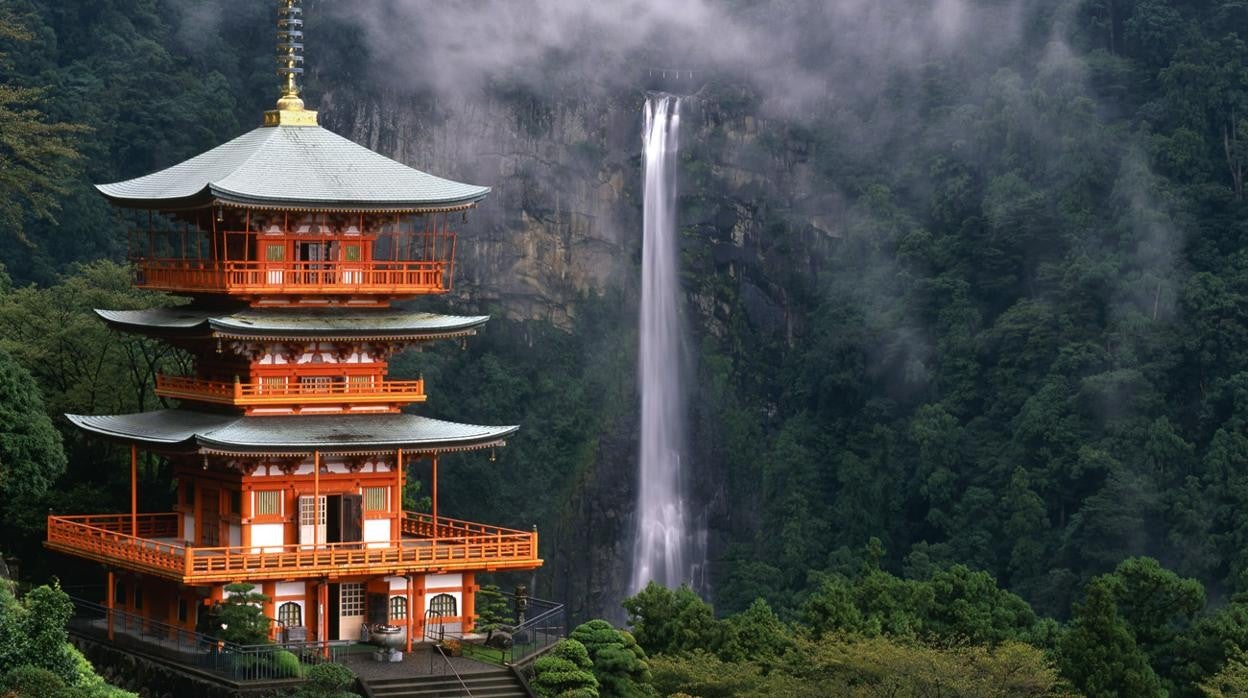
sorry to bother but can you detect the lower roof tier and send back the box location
[95,307,489,341]
[67,409,517,456]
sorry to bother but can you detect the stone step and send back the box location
[363,668,528,698]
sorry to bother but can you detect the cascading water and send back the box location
[630,93,703,593]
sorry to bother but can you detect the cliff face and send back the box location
[319,85,832,619]
[322,89,644,328]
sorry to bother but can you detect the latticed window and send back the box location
[278,602,302,628]
[256,491,282,516]
[340,584,365,616]
[300,496,325,526]
[390,596,407,620]
[429,593,456,618]
[300,375,334,393]
[364,487,388,512]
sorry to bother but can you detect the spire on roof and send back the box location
[264,0,318,127]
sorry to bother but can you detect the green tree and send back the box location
[214,583,271,645]
[622,583,726,657]
[531,639,599,698]
[0,11,85,246]
[1059,578,1165,697]
[569,620,654,697]
[0,343,66,532]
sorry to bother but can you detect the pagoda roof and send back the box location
[67,409,516,456]
[95,307,489,341]
[95,125,489,212]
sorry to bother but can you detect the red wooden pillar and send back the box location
[394,449,404,541]
[130,444,138,535]
[462,572,476,634]
[318,580,329,658]
[404,574,414,652]
[105,570,115,641]
[262,581,276,640]
[431,455,438,525]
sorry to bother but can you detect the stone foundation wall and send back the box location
[70,635,299,698]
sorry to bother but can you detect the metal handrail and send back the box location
[433,642,474,697]
[66,595,350,681]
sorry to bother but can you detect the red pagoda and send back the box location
[45,0,541,651]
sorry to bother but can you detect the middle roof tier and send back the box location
[96,307,489,342]
[68,409,517,456]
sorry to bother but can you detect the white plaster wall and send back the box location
[425,573,462,590]
[276,582,305,597]
[251,523,285,553]
[385,576,407,591]
[183,513,195,541]
[363,519,390,549]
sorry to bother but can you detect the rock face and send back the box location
[322,89,644,328]
[319,84,832,619]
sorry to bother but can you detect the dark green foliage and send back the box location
[475,584,513,631]
[2,665,67,696]
[289,663,358,698]
[622,584,726,658]
[531,639,599,698]
[0,341,66,532]
[0,581,130,697]
[568,620,654,697]
[1058,578,1165,698]
[214,583,271,646]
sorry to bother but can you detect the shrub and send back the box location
[272,650,302,679]
[531,639,599,698]
[2,664,67,696]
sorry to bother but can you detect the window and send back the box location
[299,496,326,527]
[259,376,286,395]
[266,244,286,261]
[428,593,457,618]
[229,490,241,515]
[256,491,282,516]
[390,596,407,620]
[340,584,365,616]
[278,602,302,628]
[344,245,361,262]
[364,487,388,512]
[300,376,334,394]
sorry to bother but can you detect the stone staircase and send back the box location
[362,667,531,698]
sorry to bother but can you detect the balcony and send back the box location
[132,259,450,298]
[154,375,427,411]
[46,512,541,585]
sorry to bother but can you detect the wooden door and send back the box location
[199,490,219,547]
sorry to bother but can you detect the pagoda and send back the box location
[45,0,541,651]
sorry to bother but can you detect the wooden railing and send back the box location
[155,374,427,407]
[132,259,450,295]
[46,512,539,583]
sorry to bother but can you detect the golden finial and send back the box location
[264,0,318,126]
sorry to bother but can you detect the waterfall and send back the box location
[630,94,702,593]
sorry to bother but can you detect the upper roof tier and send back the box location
[96,307,490,341]
[96,125,490,212]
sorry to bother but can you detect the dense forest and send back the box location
[9,0,1248,695]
